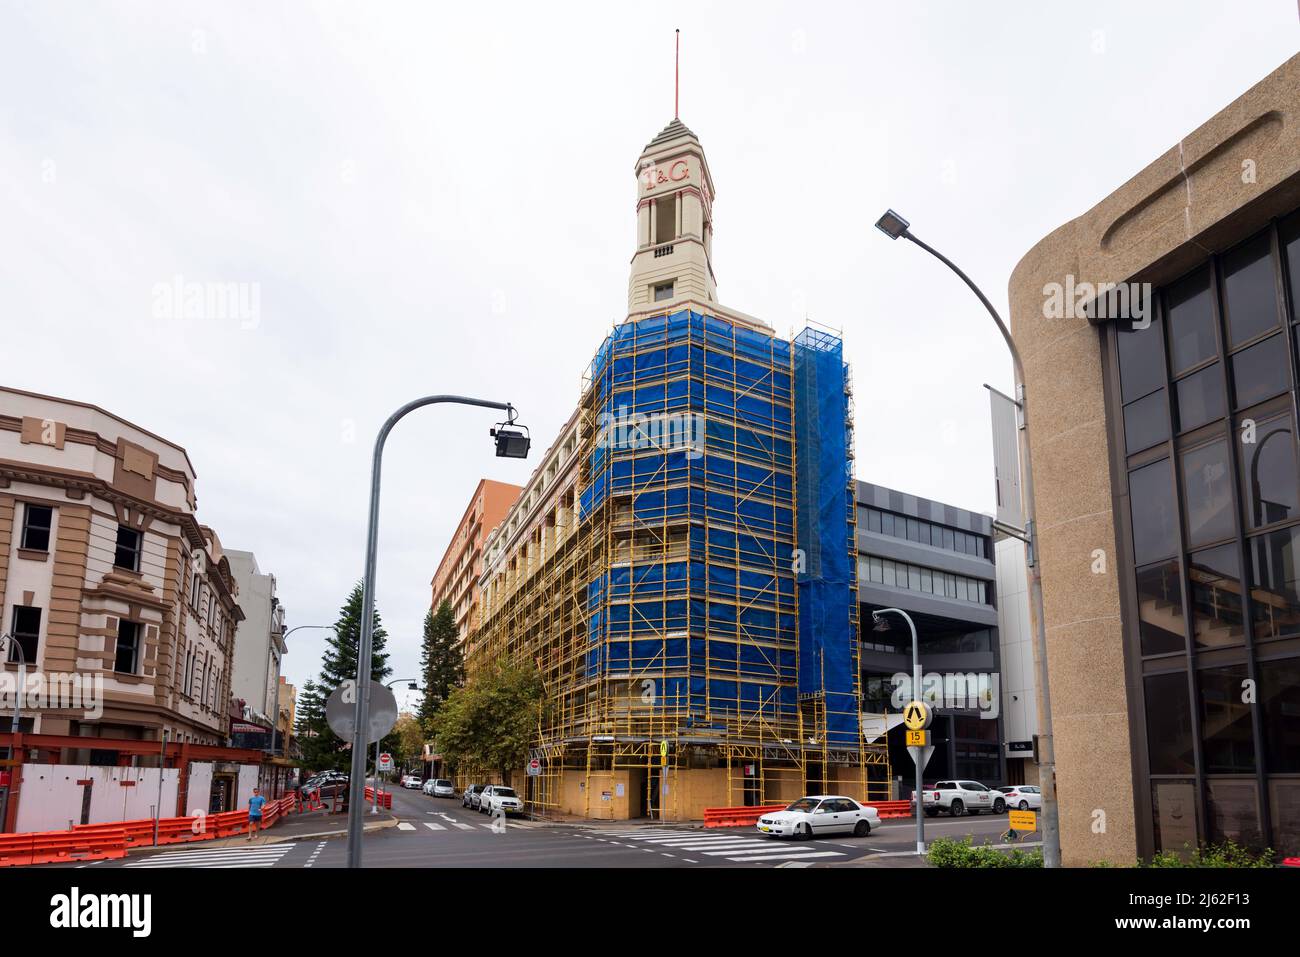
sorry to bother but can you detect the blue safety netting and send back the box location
[793,327,858,745]
[579,310,799,723]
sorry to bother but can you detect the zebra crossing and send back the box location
[579,827,848,865]
[122,842,300,868]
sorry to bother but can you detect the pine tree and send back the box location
[307,582,394,770]
[320,581,392,688]
[294,679,324,739]
[417,600,463,732]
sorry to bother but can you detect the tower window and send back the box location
[655,195,676,243]
[653,282,675,302]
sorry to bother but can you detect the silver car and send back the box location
[422,778,455,798]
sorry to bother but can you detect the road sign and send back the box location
[325,680,399,744]
[906,744,935,771]
[903,700,932,731]
[527,758,541,777]
[905,729,930,747]
[378,752,393,772]
[1008,809,1038,832]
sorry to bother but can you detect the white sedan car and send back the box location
[401,775,423,790]
[756,795,880,839]
[996,785,1042,810]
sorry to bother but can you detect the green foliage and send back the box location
[1141,841,1274,868]
[927,837,1044,868]
[393,713,427,769]
[430,659,543,786]
[300,582,394,772]
[418,601,463,733]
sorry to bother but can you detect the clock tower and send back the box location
[627,117,718,318]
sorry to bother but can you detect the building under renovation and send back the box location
[460,111,885,820]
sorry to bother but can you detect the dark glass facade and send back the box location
[1107,211,1300,857]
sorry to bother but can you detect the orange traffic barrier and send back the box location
[0,833,35,867]
[363,787,393,809]
[703,805,785,828]
[871,800,914,819]
[30,825,126,865]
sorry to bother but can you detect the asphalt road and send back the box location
[77,786,1031,869]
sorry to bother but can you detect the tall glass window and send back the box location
[1109,214,1300,858]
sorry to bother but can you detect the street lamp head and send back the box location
[874,209,910,240]
[871,613,891,633]
[491,422,531,459]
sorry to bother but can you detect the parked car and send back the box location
[463,784,486,809]
[996,785,1042,810]
[755,795,880,839]
[402,775,423,790]
[423,778,455,798]
[914,780,995,817]
[302,771,347,794]
[480,785,524,817]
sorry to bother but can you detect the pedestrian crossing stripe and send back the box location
[578,828,846,864]
[124,843,298,868]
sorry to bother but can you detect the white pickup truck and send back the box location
[913,780,1002,816]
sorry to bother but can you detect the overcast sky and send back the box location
[2,2,1296,701]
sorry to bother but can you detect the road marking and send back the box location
[423,822,446,831]
[714,850,844,862]
[776,861,814,868]
[683,858,698,863]
[397,823,416,831]
[304,841,326,868]
[125,844,297,868]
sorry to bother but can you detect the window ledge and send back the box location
[17,548,49,562]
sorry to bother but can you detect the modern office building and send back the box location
[856,482,1003,791]
[467,111,871,820]
[1009,53,1300,864]
[430,478,522,641]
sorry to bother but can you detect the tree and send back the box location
[392,713,427,771]
[417,601,462,733]
[430,659,543,787]
[321,581,391,688]
[308,582,394,770]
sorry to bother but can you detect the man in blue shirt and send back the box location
[247,787,267,840]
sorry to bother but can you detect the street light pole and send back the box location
[373,678,418,814]
[874,209,1061,867]
[274,625,334,793]
[345,395,525,869]
[871,609,924,855]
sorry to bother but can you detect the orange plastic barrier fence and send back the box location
[30,825,127,865]
[363,787,393,809]
[703,805,785,828]
[1,791,301,866]
[871,800,915,819]
[0,833,34,867]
